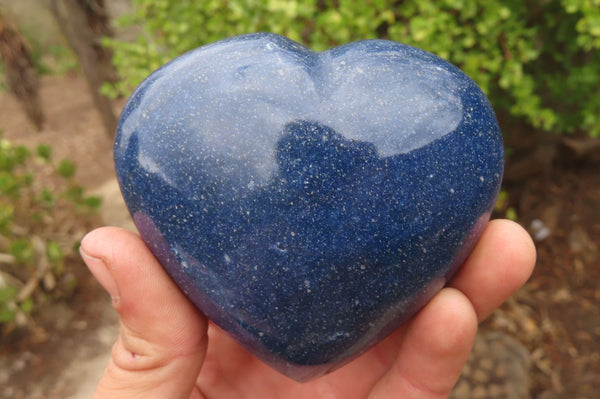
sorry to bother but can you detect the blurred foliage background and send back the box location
[0,131,101,330]
[105,0,600,138]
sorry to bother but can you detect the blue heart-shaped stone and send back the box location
[114,33,503,381]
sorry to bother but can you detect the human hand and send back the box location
[80,219,535,399]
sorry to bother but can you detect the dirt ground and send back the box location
[0,74,598,398]
[496,165,600,398]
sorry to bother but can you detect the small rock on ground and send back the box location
[451,330,531,399]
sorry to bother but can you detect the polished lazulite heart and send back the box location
[114,33,503,381]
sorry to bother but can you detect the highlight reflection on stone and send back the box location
[114,33,504,381]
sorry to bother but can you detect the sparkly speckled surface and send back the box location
[114,33,504,381]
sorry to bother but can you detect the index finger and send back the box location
[449,218,536,321]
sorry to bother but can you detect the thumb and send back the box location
[80,227,208,399]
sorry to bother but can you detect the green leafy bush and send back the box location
[0,134,101,331]
[106,0,600,137]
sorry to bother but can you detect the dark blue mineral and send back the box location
[114,33,504,381]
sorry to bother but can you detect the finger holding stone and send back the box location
[80,226,208,399]
[367,288,478,399]
[449,219,536,322]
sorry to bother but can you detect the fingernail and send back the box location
[80,244,120,305]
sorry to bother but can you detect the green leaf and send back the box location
[20,298,34,314]
[15,146,30,164]
[0,202,14,232]
[63,186,83,202]
[0,308,16,323]
[57,160,77,178]
[82,195,103,209]
[0,171,20,196]
[36,144,52,162]
[505,207,518,221]
[9,238,34,264]
[0,285,18,305]
[47,241,63,263]
[40,188,55,207]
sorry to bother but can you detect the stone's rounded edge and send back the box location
[134,202,458,382]
[112,32,506,381]
[129,210,333,381]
